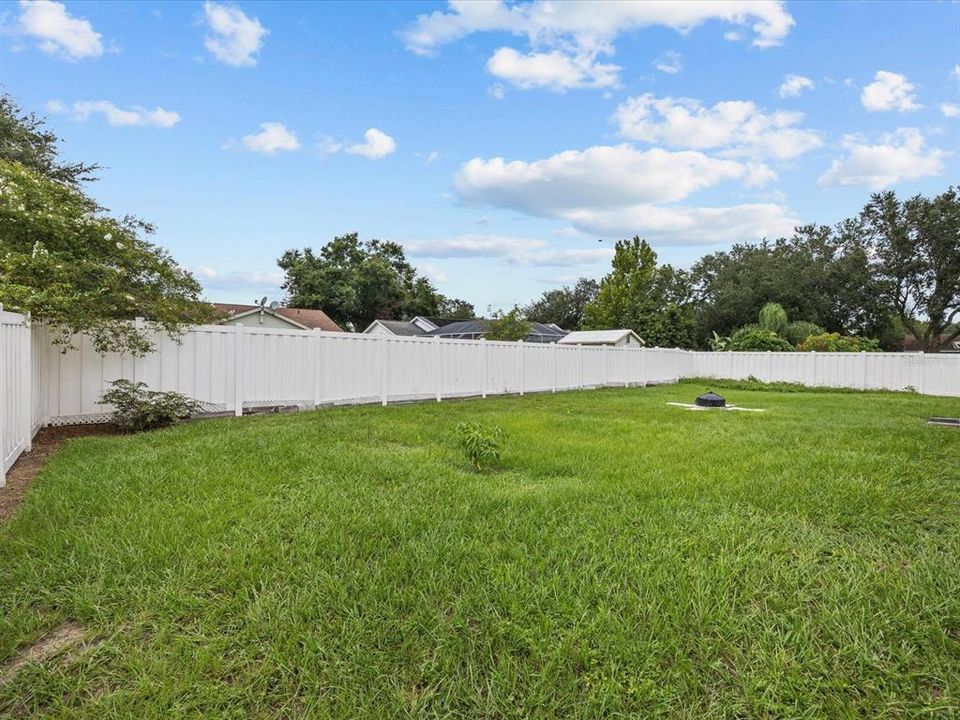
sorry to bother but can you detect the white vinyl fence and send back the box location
[2,318,958,484]
[34,323,688,425]
[1,308,35,482]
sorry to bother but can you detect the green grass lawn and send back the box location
[1,382,958,718]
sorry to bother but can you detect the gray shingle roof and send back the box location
[373,319,426,336]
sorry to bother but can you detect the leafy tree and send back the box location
[797,333,881,352]
[758,302,788,335]
[485,307,531,341]
[0,159,214,354]
[583,237,697,348]
[278,233,470,330]
[860,188,960,351]
[438,297,475,319]
[716,303,834,351]
[782,320,825,346]
[522,278,598,330]
[0,93,100,189]
[692,224,893,347]
[727,328,794,352]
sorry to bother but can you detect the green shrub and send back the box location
[100,379,201,432]
[708,331,731,351]
[454,422,506,471]
[758,302,788,335]
[783,320,825,346]
[797,332,881,352]
[727,329,794,352]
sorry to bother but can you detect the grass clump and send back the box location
[454,421,506,471]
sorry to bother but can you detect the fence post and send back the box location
[312,329,322,408]
[766,350,773,383]
[0,304,6,487]
[811,351,817,387]
[579,345,585,389]
[234,323,243,416]
[481,338,488,399]
[860,350,867,390]
[381,337,389,406]
[603,346,609,387]
[917,351,924,394]
[435,337,442,402]
[552,344,557,393]
[22,313,31,452]
[517,339,524,396]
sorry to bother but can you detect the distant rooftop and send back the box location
[212,303,342,332]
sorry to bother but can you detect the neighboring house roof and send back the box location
[422,319,569,343]
[415,317,463,329]
[212,303,342,332]
[423,320,486,338]
[557,329,644,346]
[527,322,568,343]
[363,319,427,336]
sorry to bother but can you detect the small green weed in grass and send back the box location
[454,421,506,471]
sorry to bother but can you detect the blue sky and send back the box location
[3,1,959,312]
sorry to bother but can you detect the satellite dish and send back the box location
[269,301,280,310]
[259,296,268,308]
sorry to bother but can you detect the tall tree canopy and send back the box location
[0,94,212,354]
[583,237,697,348]
[861,188,960,352]
[278,233,471,330]
[437,297,475,319]
[0,94,100,189]
[523,278,598,330]
[485,307,531,341]
[691,223,893,348]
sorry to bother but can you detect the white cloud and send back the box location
[653,50,683,75]
[455,144,765,212]
[401,1,793,92]
[315,136,343,155]
[488,84,506,100]
[48,100,180,128]
[778,73,814,98]
[562,203,799,245]
[203,1,267,67]
[191,266,284,290]
[861,71,921,112]
[17,0,103,60]
[486,47,619,91]
[613,94,822,160]
[952,65,960,81]
[818,128,949,188]
[345,128,396,159]
[405,235,613,267]
[241,122,300,154]
[452,144,796,245]
[940,103,960,119]
[401,1,794,55]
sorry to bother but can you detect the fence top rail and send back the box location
[0,310,28,325]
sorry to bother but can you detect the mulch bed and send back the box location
[0,425,117,523]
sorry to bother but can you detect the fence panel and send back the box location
[2,323,956,444]
[1,309,34,484]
